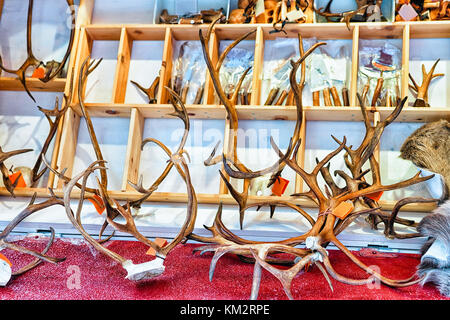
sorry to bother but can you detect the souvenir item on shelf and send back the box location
[130,75,160,104]
[231,0,312,25]
[171,42,206,105]
[159,8,226,24]
[314,0,387,30]
[409,59,444,108]
[358,41,401,107]
[229,8,248,23]
[396,0,450,21]
[309,43,350,107]
[0,0,76,102]
[219,43,254,105]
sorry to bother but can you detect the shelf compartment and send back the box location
[0,77,67,92]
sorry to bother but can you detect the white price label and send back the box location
[255,0,265,17]
[0,259,12,287]
[286,9,305,22]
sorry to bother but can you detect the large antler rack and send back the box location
[190,27,436,297]
[0,0,76,102]
[45,57,199,280]
[200,17,326,229]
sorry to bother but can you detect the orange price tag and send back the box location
[332,202,354,219]
[87,194,105,215]
[0,253,12,268]
[146,238,168,256]
[8,171,27,188]
[31,67,45,79]
[272,177,290,197]
[365,191,384,202]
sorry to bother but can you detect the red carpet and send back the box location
[0,235,448,300]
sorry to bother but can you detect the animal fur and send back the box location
[400,120,450,200]
[417,201,450,297]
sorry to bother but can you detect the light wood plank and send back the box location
[80,102,450,122]
[0,78,66,92]
[56,107,81,188]
[250,26,264,106]
[350,25,359,107]
[205,29,219,105]
[158,27,173,104]
[76,0,95,27]
[112,28,132,103]
[122,108,144,191]
[295,111,306,193]
[401,24,410,104]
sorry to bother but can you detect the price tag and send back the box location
[31,67,45,79]
[332,202,354,219]
[366,191,384,202]
[286,9,305,22]
[0,255,12,286]
[272,177,290,197]
[8,171,27,188]
[87,194,105,215]
[146,238,168,256]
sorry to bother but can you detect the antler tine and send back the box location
[218,170,248,229]
[11,227,60,276]
[204,140,222,166]
[199,29,230,108]
[222,137,294,180]
[251,249,316,300]
[230,66,252,105]
[32,94,70,186]
[77,56,108,189]
[384,96,407,126]
[326,237,422,287]
[216,30,257,74]
[312,136,347,176]
[385,197,439,239]
[339,171,434,203]
[41,155,100,195]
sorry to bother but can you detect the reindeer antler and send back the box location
[0,0,76,102]
[0,192,66,284]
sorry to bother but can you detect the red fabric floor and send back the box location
[0,235,448,300]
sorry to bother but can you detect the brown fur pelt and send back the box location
[400,119,450,200]
[417,201,450,297]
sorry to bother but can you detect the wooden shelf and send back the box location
[0,77,66,92]
[82,21,450,40]
[0,187,437,213]
[78,103,450,122]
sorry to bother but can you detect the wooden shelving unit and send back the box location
[1,0,449,214]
